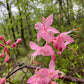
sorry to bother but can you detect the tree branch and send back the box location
[62,76,84,83]
[5,62,84,83]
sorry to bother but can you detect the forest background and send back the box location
[0,0,84,84]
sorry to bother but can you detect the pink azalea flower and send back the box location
[52,32,74,55]
[27,60,59,84]
[0,78,6,84]
[29,41,55,57]
[35,14,59,42]
[0,36,22,62]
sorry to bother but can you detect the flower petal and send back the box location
[48,27,60,33]
[45,14,53,27]
[49,60,55,70]
[29,41,40,50]
[35,22,43,30]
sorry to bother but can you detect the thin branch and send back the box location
[62,76,84,83]
[6,63,36,79]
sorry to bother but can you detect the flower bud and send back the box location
[16,38,22,43]
[0,36,4,40]
[6,40,11,45]
[0,78,6,84]
[0,53,4,58]
[4,55,9,62]
[11,43,17,48]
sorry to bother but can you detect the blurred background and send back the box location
[0,0,84,84]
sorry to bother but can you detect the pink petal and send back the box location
[51,70,59,79]
[29,41,40,50]
[48,27,60,33]
[49,60,55,70]
[42,31,54,42]
[35,22,43,30]
[62,35,74,43]
[45,14,53,27]
[32,50,41,57]
[51,54,56,62]
[6,40,11,45]
[37,30,42,42]
[27,75,37,84]
[42,44,54,56]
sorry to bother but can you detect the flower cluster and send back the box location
[0,36,22,62]
[27,60,59,84]
[27,14,74,84]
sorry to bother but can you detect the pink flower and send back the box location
[52,32,74,55]
[35,14,59,42]
[0,36,22,62]
[29,41,55,57]
[0,78,6,84]
[27,60,59,84]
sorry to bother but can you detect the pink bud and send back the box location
[16,38,22,43]
[0,78,6,84]
[42,17,46,23]
[0,43,5,47]
[0,53,4,58]
[11,43,17,48]
[4,55,9,62]
[6,40,11,45]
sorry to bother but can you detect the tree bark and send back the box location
[6,0,19,54]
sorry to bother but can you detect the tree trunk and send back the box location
[19,11,28,49]
[58,0,63,25]
[6,0,19,54]
[67,0,70,24]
